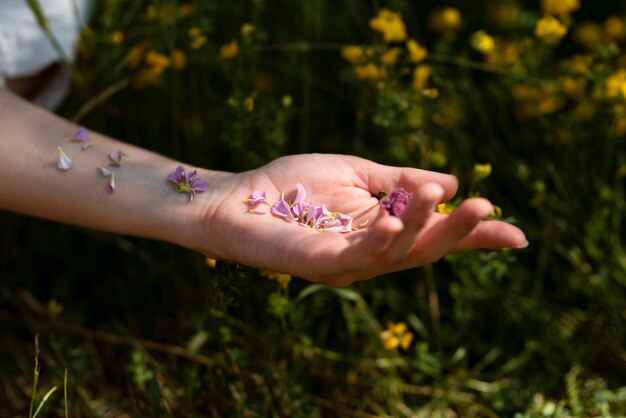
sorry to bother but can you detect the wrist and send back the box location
[169,167,238,259]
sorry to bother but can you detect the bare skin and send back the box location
[0,86,526,287]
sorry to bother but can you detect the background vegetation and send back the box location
[2,0,626,416]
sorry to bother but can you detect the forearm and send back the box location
[0,88,231,253]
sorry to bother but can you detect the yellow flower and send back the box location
[380,47,402,64]
[473,163,492,181]
[558,75,587,96]
[540,0,580,16]
[133,51,171,88]
[282,95,293,107]
[573,22,605,50]
[606,69,626,100]
[171,49,187,70]
[400,333,414,350]
[412,65,432,90]
[568,55,590,75]
[188,27,207,49]
[380,321,413,351]
[380,331,400,350]
[145,50,171,75]
[110,30,123,45]
[369,8,408,43]
[428,7,462,33]
[219,40,239,60]
[243,97,255,112]
[126,44,145,69]
[406,39,428,63]
[535,15,568,44]
[471,30,495,54]
[341,45,366,64]
[354,63,385,81]
[205,258,217,268]
[437,203,453,214]
[261,270,292,288]
[605,16,626,40]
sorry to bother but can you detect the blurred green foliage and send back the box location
[2,0,626,416]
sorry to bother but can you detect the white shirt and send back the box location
[0,0,92,109]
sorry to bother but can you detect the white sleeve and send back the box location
[0,0,93,109]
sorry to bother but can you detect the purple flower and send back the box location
[67,126,92,150]
[262,184,354,233]
[168,165,209,201]
[246,190,271,207]
[57,147,72,171]
[271,195,294,219]
[380,188,413,216]
[108,149,127,167]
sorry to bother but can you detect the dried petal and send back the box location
[57,147,72,171]
[108,149,126,167]
[99,166,113,177]
[107,172,116,193]
[67,127,92,150]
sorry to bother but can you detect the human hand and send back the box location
[199,154,527,286]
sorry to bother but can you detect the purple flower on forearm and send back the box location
[57,147,72,171]
[380,188,413,216]
[66,126,92,150]
[168,165,209,201]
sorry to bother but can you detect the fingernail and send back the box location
[515,240,529,249]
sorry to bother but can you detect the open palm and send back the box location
[203,154,526,286]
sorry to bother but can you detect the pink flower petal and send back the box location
[107,172,116,193]
[57,147,72,171]
[99,166,113,177]
[271,198,294,219]
[294,183,307,204]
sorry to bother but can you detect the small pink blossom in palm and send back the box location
[246,190,271,206]
[66,126,92,150]
[380,188,413,216]
[168,165,209,201]
[56,147,72,171]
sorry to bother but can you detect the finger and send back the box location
[409,198,494,264]
[383,183,444,260]
[448,220,528,251]
[343,214,404,260]
[348,156,458,202]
